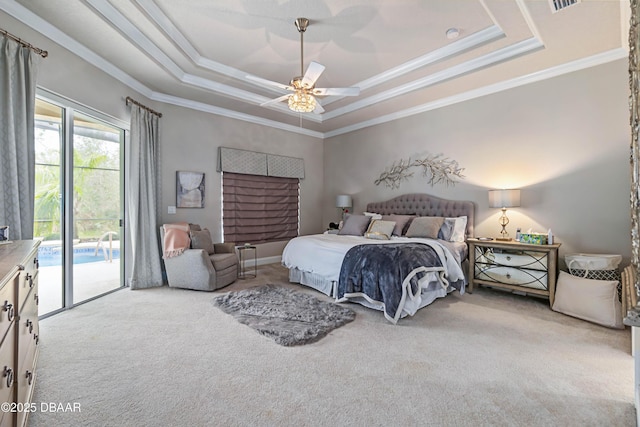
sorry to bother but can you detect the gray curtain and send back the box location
[127,105,163,289]
[0,36,40,240]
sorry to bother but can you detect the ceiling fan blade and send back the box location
[313,87,360,97]
[301,61,325,88]
[246,75,291,92]
[260,94,290,107]
[313,102,325,114]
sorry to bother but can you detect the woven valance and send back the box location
[217,147,304,179]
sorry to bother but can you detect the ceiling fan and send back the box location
[249,18,360,114]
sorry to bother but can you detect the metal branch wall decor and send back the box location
[374,153,465,189]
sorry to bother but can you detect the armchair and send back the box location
[160,225,238,291]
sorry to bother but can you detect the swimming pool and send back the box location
[38,246,120,267]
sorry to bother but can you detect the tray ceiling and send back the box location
[0,0,629,139]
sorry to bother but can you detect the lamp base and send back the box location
[495,237,512,241]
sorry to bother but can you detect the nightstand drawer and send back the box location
[475,265,548,290]
[477,248,548,271]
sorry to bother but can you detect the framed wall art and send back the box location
[176,171,205,208]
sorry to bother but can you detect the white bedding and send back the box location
[281,233,467,321]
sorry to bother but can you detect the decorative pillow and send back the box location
[381,215,416,236]
[189,223,202,231]
[449,216,467,242]
[338,214,372,236]
[363,211,382,220]
[438,219,455,241]
[364,219,396,240]
[405,216,445,239]
[190,229,215,254]
[438,216,468,242]
[552,271,623,329]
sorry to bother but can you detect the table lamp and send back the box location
[488,189,521,241]
[336,195,352,219]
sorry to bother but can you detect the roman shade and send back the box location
[222,172,299,244]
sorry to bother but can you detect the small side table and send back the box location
[236,245,257,279]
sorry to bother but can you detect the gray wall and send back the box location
[324,59,631,266]
[158,104,323,259]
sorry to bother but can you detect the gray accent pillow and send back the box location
[189,223,202,231]
[190,229,215,254]
[382,215,416,236]
[338,214,372,236]
[405,216,445,239]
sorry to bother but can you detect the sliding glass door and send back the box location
[71,112,123,304]
[34,99,64,314]
[34,96,125,316]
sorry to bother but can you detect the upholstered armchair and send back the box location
[160,225,238,291]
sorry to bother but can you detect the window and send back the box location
[222,172,299,244]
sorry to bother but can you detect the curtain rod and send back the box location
[0,28,48,58]
[125,96,163,118]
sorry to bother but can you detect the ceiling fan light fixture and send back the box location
[288,90,316,113]
[251,17,358,114]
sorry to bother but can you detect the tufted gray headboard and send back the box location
[366,193,475,238]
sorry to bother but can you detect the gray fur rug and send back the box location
[212,285,356,346]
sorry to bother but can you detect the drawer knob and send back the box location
[26,273,33,288]
[26,319,33,334]
[506,256,511,261]
[506,273,512,279]
[3,366,13,388]
[26,370,33,386]
[2,301,14,322]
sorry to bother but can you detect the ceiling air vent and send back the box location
[550,0,580,13]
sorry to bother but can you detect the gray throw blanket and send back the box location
[337,242,458,323]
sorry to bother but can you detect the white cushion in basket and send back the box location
[552,271,623,329]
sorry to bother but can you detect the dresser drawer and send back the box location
[17,285,40,378]
[18,249,38,311]
[0,322,16,427]
[475,265,548,290]
[0,274,17,343]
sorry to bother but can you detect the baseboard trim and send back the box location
[256,255,281,266]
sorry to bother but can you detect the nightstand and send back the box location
[467,238,561,307]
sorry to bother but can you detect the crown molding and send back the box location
[322,36,544,121]
[151,93,324,139]
[324,48,627,138]
[0,0,152,97]
[86,0,307,116]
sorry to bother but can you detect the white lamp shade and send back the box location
[488,189,521,208]
[336,194,353,208]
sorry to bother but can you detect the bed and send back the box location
[282,193,475,323]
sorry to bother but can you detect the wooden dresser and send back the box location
[0,240,40,427]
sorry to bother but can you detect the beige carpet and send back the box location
[30,264,634,426]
